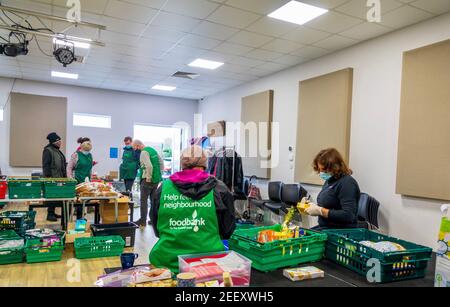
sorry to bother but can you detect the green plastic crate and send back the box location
[74,236,125,259]
[0,211,37,235]
[7,178,42,199]
[42,178,77,199]
[25,231,66,263]
[0,230,24,265]
[323,229,433,283]
[229,224,327,272]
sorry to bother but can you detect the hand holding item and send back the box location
[305,203,323,217]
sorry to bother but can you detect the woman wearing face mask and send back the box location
[68,137,94,184]
[304,148,361,230]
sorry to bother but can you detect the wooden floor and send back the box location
[0,203,158,287]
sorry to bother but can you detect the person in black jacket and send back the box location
[151,145,236,239]
[304,148,361,229]
[42,132,67,221]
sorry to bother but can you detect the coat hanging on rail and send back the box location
[207,147,245,197]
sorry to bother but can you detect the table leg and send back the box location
[114,199,119,223]
[61,201,67,230]
[82,201,86,220]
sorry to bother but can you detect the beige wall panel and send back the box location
[241,90,273,179]
[10,93,67,167]
[397,40,450,200]
[295,68,353,185]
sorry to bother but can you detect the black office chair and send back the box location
[357,193,380,229]
[250,181,283,213]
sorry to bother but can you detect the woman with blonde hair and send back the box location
[304,148,361,229]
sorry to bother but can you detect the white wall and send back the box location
[199,13,450,249]
[0,78,198,177]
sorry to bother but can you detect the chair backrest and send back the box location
[358,193,380,228]
[268,181,283,201]
[281,184,301,206]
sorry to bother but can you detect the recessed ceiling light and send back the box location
[268,1,328,26]
[188,59,224,70]
[51,71,79,79]
[53,38,91,49]
[152,85,177,91]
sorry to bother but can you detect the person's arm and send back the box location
[67,152,78,179]
[150,182,163,237]
[140,151,153,182]
[158,154,164,172]
[42,148,52,178]
[325,179,359,224]
[214,181,236,239]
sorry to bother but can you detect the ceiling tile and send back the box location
[282,26,331,44]
[313,35,359,50]
[261,39,305,54]
[290,46,331,59]
[213,42,254,56]
[306,11,363,33]
[207,5,261,29]
[340,22,393,41]
[245,49,284,61]
[272,54,308,66]
[191,21,239,40]
[245,17,298,37]
[179,34,222,50]
[410,0,450,15]
[104,0,158,23]
[380,5,434,28]
[335,0,403,20]
[225,0,290,15]
[151,11,202,31]
[118,0,167,9]
[163,0,220,19]
[228,31,274,47]
[300,0,351,9]
[141,25,187,42]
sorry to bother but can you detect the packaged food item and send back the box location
[223,272,233,287]
[177,272,196,287]
[360,241,406,253]
[205,280,220,287]
[257,230,275,243]
[283,266,325,281]
[130,268,172,284]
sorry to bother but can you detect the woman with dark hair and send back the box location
[305,148,361,229]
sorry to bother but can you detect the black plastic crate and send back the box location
[90,223,138,247]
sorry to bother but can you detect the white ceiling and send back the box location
[0,0,449,100]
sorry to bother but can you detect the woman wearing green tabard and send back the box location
[149,145,236,273]
[68,137,95,184]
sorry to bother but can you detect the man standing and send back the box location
[42,132,67,221]
[120,137,139,192]
[132,140,164,227]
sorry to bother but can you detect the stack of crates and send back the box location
[74,236,125,259]
[229,224,327,272]
[42,178,77,199]
[323,229,433,283]
[0,230,25,265]
[0,211,36,236]
[24,230,66,263]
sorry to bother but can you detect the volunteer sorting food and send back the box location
[305,148,361,229]
[149,145,236,272]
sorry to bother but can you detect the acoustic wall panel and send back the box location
[295,68,353,185]
[396,39,450,201]
[241,90,274,179]
[10,93,67,167]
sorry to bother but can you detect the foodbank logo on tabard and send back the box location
[169,210,205,232]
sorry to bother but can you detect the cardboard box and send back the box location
[283,266,324,281]
[66,222,91,244]
[100,198,130,223]
[109,171,119,179]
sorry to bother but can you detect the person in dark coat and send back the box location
[42,132,67,221]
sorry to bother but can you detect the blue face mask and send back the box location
[319,172,333,181]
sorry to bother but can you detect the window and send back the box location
[0,109,3,121]
[73,113,111,128]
